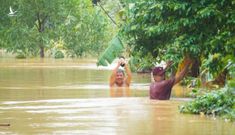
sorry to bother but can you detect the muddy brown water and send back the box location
[0,58,234,135]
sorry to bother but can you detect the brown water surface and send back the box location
[0,58,234,135]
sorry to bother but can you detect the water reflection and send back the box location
[0,58,234,135]
[0,98,234,135]
[110,87,131,97]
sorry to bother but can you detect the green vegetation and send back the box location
[0,0,114,58]
[179,79,235,121]
[121,0,235,75]
[97,36,124,66]
[180,65,235,121]
[96,0,235,121]
[96,0,142,66]
[0,0,234,122]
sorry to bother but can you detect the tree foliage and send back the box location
[179,73,235,121]
[96,0,142,66]
[121,0,235,75]
[0,0,112,58]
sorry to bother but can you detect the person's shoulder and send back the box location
[165,77,175,84]
[164,76,174,80]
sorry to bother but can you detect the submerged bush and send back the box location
[15,54,26,59]
[179,79,235,121]
[54,50,64,59]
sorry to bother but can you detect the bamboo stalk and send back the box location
[97,2,118,26]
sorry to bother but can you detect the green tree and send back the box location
[60,1,112,57]
[1,0,63,57]
[121,0,235,81]
[0,0,112,58]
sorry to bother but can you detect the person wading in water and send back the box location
[109,57,132,97]
[150,58,191,100]
[109,57,132,87]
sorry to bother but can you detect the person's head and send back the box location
[152,67,165,82]
[115,69,125,86]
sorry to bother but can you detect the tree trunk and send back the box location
[190,58,200,77]
[202,68,228,88]
[36,13,47,58]
[176,56,200,78]
[40,46,44,58]
[212,69,228,87]
[175,56,193,77]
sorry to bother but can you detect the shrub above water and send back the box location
[179,79,235,121]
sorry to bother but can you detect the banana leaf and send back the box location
[97,35,124,66]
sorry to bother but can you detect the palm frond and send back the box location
[97,35,124,66]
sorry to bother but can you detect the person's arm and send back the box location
[165,61,173,71]
[124,63,132,86]
[109,61,121,87]
[174,58,191,85]
[163,61,174,79]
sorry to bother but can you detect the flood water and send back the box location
[0,58,234,135]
